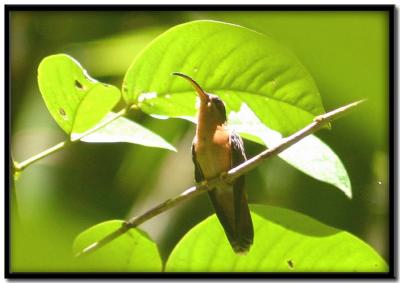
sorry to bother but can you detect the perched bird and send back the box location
[173,72,254,254]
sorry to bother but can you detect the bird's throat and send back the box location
[196,103,224,142]
[195,104,231,179]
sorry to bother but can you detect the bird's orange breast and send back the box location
[194,125,231,180]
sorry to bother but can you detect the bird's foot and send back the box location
[313,115,324,122]
[219,172,233,186]
[196,180,208,188]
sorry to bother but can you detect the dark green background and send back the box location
[10,10,389,271]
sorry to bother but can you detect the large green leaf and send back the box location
[165,205,387,272]
[73,220,162,272]
[123,20,326,135]
[38,54,121,135]
[228,103,352,198]
[72,113,176,151]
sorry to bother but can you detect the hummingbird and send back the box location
[173,72,254,254]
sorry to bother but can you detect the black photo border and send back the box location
[5,4,397,279]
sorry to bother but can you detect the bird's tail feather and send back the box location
[208,183,253,254]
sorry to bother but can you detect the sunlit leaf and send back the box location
[38,54,120,135]
[73,220,162,272]
[73,112,176,151]
[165,205,388,272]
[228,103,352,198]
[123,20,327,136]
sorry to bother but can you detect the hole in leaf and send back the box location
[287,259,294,269]
[75,80,84,90]
[59,108,68,120]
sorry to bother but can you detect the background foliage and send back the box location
[10,10,389,271]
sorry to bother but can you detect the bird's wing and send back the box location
[192,141,236,245]
[192,142,204,183]
[230,131,254,253]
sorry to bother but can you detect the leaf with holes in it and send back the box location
[73,220,162,272]
[165,205,388,272]
[38,54,121,135]
[123,20,327,136]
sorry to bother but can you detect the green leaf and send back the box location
[73,220,162,272]
[123,20,327,136]
[165,205,388,272]
[229,103,352,198]
[38,54,121,135]
[278,135,351,197]
[72,112,176,151]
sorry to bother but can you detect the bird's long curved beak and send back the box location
[172,72,209,102]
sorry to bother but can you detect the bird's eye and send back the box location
[214,99,225,109]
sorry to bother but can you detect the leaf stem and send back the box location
[76,99,364,257]
[70,107,129,142]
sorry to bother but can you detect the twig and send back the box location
[10,155,21,222]
[13,106,134,172]
[14,140,71,172]
[75,99,364,257]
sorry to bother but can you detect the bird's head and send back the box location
[172,72,227,124]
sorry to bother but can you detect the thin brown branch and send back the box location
[226,99,365,181]
[75,99,364,257]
